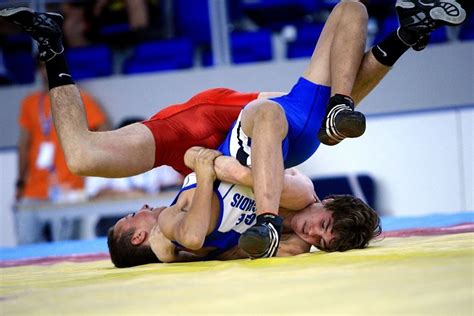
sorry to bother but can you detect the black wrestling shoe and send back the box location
[239,213,283,259]
[317,94,366,146]
[0,7,64,62]
[396,0,467,36]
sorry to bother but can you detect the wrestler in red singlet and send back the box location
[141,88,259,175]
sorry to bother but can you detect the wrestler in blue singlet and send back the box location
[170,173,259,259]
[219,77,331,168]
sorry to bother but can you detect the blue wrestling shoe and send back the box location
[0,7,64,61]
[318,94,366,146]
[396,0,467,47]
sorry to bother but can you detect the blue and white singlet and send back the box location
[171,173,257,259]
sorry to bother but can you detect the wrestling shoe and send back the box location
[396,0,467,39]
[0,7,64,62]
[317,94,366,146]
[239,213,283,259]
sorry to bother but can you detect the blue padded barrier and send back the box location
[123,38,194,74]
[66,45,113,81]
[311,174,376,210]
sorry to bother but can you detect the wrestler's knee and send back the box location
[253,102,288,138]
[334,1,368,26]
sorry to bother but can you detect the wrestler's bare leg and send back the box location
[303,0,368,96]
[236,1,371,258]
[246,0,370,213]
[0,8,156,178]
[50,85,155,177]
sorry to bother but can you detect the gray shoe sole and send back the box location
[0,7,62,20]
[396,0,466,26]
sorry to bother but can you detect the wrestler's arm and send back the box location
[159,149,220,250]
[184,147,315,210]
[258,50,390,107]
[149,224,202,263]
[50,86,155,178]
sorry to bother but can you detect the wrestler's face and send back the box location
[291,199,335,250]
[114,205,165,245]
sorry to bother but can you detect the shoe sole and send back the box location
[430,3,466,26]
[337,112,366,138]
[396,0,466,26]
[0,7,32,17]
[0,7,63,23]
[318,112,366,146]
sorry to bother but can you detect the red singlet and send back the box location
[142,88,259,175]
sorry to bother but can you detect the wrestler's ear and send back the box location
[131,230,147,245]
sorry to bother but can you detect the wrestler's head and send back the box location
[107,205,165,268]
[291,195,381,251]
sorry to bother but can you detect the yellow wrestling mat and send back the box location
[1,233,473,315]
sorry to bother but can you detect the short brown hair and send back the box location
[323,195,382,252]
[107,226,160,268]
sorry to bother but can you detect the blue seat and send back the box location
[232,30,273,64]
[240,0,319,11]
[3,51,35,84]
[459,13,474,41]
[66,45,113,81]
[372,14,399,45]
[1,34,35,85]
[311,174,377,210]
[202,30,272,66]
[429,26,448,44]
[239,0,322,31]
[287,23,324,59]
[174,0,211,45]
[122,38,194,74]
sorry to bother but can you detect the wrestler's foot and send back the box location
[396,0,466,45]
[0,7,64,61]
[239,213,282,259]
[318,94,366,146]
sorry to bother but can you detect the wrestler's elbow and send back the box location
[64,148,95,176]
[180,236,204,251]
[177,230,205,251]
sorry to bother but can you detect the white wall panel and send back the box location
[459,108,473,211]
[0,151,18,247]
[299,110,464,216]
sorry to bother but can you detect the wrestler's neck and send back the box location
[279,209,297,233]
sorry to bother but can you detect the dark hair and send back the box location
[324,195,382,252]
[107,226,160,268]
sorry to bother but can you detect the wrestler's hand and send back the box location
[184,146,203,170]
[193,148,222,181]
